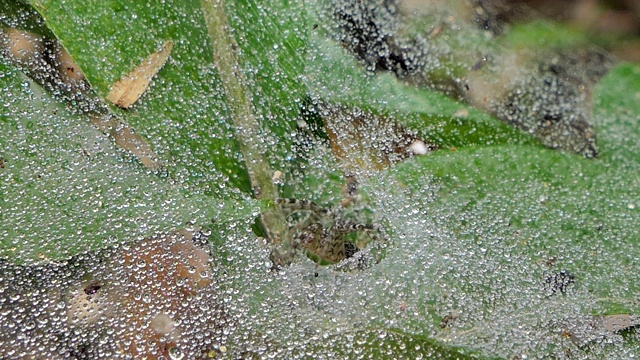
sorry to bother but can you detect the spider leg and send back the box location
[277,198,333,218]
[344,241,359,259]
[278,199,330,233]
[333,220,383,258]
[334,220,379,233]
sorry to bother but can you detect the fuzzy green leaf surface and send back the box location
[0,60,256,263]
[30,0,253,194]
[305,32,536,150]
[4,0,640,358]
[370,63,640,357]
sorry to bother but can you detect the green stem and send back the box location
[200,0,276,201]
[200,0,289,247]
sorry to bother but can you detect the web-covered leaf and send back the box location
[0,60,254,262]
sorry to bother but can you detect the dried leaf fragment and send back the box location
[600,314,640,333]
[1,28,46,64]
[318,102,434,178]
[107,40,173,108]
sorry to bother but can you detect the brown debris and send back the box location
[0,230,228,359]
[319,102,434,178]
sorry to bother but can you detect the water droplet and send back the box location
[168,346,184,360]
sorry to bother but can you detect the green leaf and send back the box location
[306,328,497,359]
[362,62,640,356]
[0,0,54,36]
[500,20,591,50]
[29,0,253,194]
[5,0,640,357]
[305,32,537,150]
[0,60,256,263]
[594,63,640,161]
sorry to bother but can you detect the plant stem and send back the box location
[200,0,288,246]
[200,0,277,201]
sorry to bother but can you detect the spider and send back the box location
[268,198,383,270]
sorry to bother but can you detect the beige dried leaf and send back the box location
[107,40,173,108]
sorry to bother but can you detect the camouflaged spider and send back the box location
[269,198,381,269]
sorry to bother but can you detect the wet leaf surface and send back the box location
[2,0,640,358]
[0,61,255,262]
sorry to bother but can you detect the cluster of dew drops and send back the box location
[0,230,232,359]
